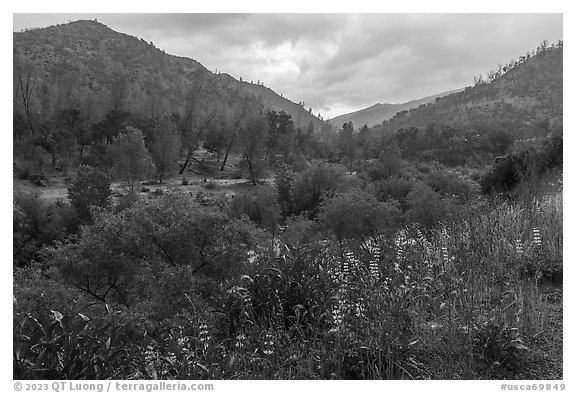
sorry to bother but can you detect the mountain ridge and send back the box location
[329,89,462,129]
[13,19,325,130]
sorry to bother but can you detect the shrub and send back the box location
[230,185,281,234]
[426,171,472,198]
[291,163,344,216]
[319,188,401,242]
[373,177,413,208]
[204,180,219,190]
[406,182,448,228]
[67,165,112,222]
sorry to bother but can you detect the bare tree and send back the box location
[178,72,218,174]
[220,93,261,171]
[13,52,38,136]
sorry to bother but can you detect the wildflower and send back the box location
[441,246,449,264]
[514,239,523,254]
[199,323,211,350]
[355,298,366,318]
[235,333,247,349]
[369,259,379,279]
[262,333,274,355]
[247,250,257,263]
[342,255,351,277]
[332,302,344,325]
[532,227,542,247]
[395,231,407,262]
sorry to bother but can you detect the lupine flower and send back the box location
[441,246,449,264]
[235,333,247,349]
[515,239,523,254]
[262,333,274,355]
[199,323,211,350]
[395,232,406,262]
[369,259,379,279]
[355,297,366,318]
[341,255,350,277]
[532,227,542,247]
[332,304,343,325]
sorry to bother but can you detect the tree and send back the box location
[274,164,295,217]
[339,121,357,173]
[267,110,295,161]
[204,116,228,162]
[13,51,38,136]
[179,72,218,174]
[56,108,90,157]
[67,165,112,222]
[318,188,400,246]
[149,118,181,183]
[291,164,344,216]
[220,93,261,171]
[92,109,131,144]
[407,183,447,227]
[53,195,262,304]
[109,127,155,191]
[239,117,269,185]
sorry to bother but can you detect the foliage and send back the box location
[480,135,562,194]
[67,165,111,221]
[230,185,281,235]
[148,118,181,183]
[318,188,401,243]
[13,192,78,267]
[239,117,269,185]
[108,127,155,191]
[290,163,345,217]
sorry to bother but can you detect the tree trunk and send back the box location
[220,134,236,171]
[179,147,193,174]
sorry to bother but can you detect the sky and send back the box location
[13,13,563,119]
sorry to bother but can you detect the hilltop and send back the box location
[329,89,462,129]
[13,20,324,130]
[376,43,563,138]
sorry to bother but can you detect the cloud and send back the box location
[13,13,563,118]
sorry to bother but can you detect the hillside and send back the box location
[329,89,462,129]
[13,20,324,130]
[376,45,563,138]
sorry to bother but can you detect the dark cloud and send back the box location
[13,13,562,118]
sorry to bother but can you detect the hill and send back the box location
[329,89,461,129]
[376,43,563,138]
[13,20,324,130]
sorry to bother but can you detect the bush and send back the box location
[291,163,344,216]
[67,165,112,222]
[406,182,448,228]
[13,192,78,267]
[373,177,413,208]
[318,188,401,242]
[481,135,563,194]
[230,185,281,234]
[204,180,219,190]
[425,171,471,198]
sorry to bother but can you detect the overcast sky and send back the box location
[13,13,563,119]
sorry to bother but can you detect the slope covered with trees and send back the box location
[13,20,323,131]
[377,41,563,139]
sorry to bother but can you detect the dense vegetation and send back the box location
[13,25,563,380]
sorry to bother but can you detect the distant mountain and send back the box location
[13,20,324,130]
[329,89,462,129]
[376,44,563,138]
